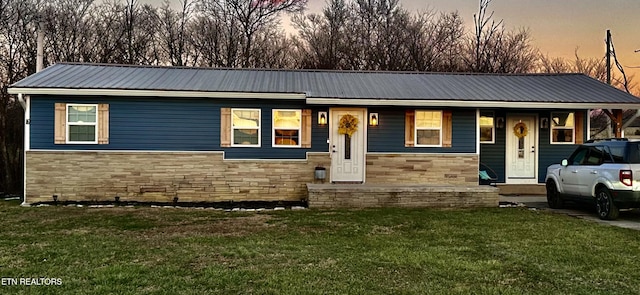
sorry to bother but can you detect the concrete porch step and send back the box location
[307,184,499,209]
[497,184,546,196]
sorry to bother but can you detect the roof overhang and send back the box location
[8,87,640,109]
[7,87,307,100]
[306,98,640,109]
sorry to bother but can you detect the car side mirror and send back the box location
[561,159,568,166]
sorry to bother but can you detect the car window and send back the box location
[627,143,640,163]
[609,146,625,163]
[568,148,588,165]
[584,147,604,166]
[600,146,614,163]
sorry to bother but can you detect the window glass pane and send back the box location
[69,125,95,142]
[233,129,259,145]
[274,130,299,146]
[233,110,260,127]
[552,112,574,128]
[552,129,573,143]
[415,111,441,128]
[68,105,96,123]
[479,116,493,126]
[480,127,493,142]
[273,110,301,128]
[417,130,440,145]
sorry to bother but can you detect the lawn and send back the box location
[1,200,639,295]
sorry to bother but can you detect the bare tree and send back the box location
[41,0,95,63]
[199,0,306,68]
[0,0,38,193]
[158,0,194,66]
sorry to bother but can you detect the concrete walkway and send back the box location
[500,195,640,231]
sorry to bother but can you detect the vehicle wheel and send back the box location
[596,187,619,220]
[546,180,564,209]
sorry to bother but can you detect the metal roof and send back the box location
[8,63,640,108]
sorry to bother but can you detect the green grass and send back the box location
[1,200,639,294]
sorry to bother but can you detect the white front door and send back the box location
[506,115,538,184]
[330,108,366,183]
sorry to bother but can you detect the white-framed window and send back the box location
[231,108,261,147]
[272,109,301,147]
[66,104,98,144]
[551,112,575,144]
[480,111,495,144]
[415,110,442,147]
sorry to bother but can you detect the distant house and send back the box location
[8,63,640,206]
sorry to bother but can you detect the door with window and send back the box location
[506,115,538,184]
[330,108,366,182]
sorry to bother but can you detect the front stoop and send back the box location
[497,184,546,196]
[306,184,499,209]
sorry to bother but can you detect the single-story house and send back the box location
[8,63,640,207]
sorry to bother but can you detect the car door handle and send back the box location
[590,171,598,174]
[571,170,578,173]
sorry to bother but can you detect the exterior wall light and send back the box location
[540,117,549,129]
[496,117,505,129]
[318,111,327,126]
[369,113,379,126]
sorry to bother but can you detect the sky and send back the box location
[140,0,640,78]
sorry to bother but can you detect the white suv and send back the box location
[545,139,640,220]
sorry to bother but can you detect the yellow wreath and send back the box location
[513,122,528,138]
[338,114,359,137]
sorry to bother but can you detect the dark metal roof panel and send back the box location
[9,63,640,104]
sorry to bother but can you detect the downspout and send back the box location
[20,22,43,205]
[21,94,30,206]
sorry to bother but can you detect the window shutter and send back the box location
[54,103,66,144]
[220,108,231,147]
[98,104,109,144]
[405,110,415,147]
[443,110,452,148]
[575,111,584,144]
[301,109,312,148]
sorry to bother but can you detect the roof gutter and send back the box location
[306,98,640,110]
[6,87,307,100]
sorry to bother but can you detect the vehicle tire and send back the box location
[546,180,564,209]
[596,187,619,220]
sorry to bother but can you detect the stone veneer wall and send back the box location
[25,151,331,204]
[307,184,499,208]
[25,151,479,204]
[365,153,479,185]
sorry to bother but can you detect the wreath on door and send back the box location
[513,122,528,138]
[338,114,359,136]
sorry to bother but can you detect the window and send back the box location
[551,112,575,144]
[232,109,260,147]
[415,110,442,146]
[273,109,301,147]
[480,111,495,143]
[66,104,98,144]
[55,103,108,145]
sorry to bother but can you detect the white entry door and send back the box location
[506,115,538,184]
[330,108,366,183]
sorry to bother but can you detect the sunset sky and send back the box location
[142,0,640,78]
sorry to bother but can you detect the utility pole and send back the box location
[606,29,611,85]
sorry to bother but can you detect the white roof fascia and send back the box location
[306,98,640,110]
[7,87,306,100]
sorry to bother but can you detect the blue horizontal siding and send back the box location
[367,108,477,153]
[30,96,329,159]
[537,110,586,182]
[479,110,586,183]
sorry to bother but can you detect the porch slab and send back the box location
[306,184,499,209]
[497,184,546,196]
